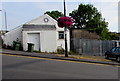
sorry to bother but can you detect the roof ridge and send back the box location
[25,14,57,25]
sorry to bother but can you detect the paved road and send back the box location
[2,54,119,79]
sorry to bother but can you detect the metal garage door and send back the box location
[28,33,40,51]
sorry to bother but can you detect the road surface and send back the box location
[2,54,119,79]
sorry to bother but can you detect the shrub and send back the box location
[33,50,41,53]
[2,44,7,48]
[6,45,12,49]
[57,48,65,54]
[68,50,78,55]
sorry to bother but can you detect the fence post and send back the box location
[99,40,102,56]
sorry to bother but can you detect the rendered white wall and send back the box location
[3,14,70,53]
[26,14,57,25]
[56,23,70,52]
[41,30,57,52]
[23,30,57,52]
[56,29,70,52]
[25,14,70,52]
[2,27,23,46]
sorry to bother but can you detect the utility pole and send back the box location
[64,0,68,57]
[0,10,7,32]
[4,11,7,32]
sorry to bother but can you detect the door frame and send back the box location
[27,33,40,51]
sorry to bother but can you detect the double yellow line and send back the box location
[1,53,120,67]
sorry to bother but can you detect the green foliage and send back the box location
[100,29,110,40]
[69,4,103,29]
[57,48,65,54]
[68,50,78,55]
[108,32,119,40]
[44,10,64,20]
[33,50,41,53]
[69,4,115,40]
[44,4,118,40]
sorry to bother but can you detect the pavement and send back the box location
[1,49,120,66]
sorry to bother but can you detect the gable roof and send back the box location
[25,14,57,25]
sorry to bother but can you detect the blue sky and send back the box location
[0,0,119,32]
